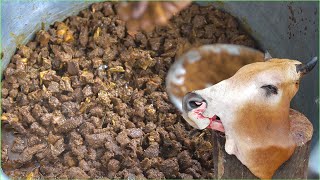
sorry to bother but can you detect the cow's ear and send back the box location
[264,51,272,61]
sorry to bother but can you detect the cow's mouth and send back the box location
[191,101,225,132]
[208,115,225,132]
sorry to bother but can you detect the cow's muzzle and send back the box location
[182,92,207,112]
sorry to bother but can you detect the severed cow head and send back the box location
[182,57,317,179]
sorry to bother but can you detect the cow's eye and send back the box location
[261,85,278,96]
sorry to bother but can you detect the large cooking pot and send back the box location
[1,1,318,179]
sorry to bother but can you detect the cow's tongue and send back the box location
[209,115,225,132]
[192,104,225,132]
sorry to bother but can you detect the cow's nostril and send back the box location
[183,92,206,112]
[188,101,202,109]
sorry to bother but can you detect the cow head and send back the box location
[182,57,317,178]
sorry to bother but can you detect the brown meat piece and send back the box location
[85,132,112,148]
[52,111,66,128]
[39,163,64,177]
[161,138,182,158]
[10,121,27,135]
[49,138,65,157]
[42,57,52,70]
[185,167,201,179]
[148,130,161,144]
[135,32,148,47]
[60,77,74,92]
[134,77,149,88]
[123,36,136,48]
[135,55,155,70]
[160,113,178,126]
[18,143,47,164]
[78,122,95,136]
[31,104,43,119]
[116,130,130,147]
[11,136,26,153]
[141,157,162,170]
[154,98,171,113]
[149,37,163,51]
[101,151,114,166]
[63,43,75,57]
[105,139,121,155]
[30,122,48,136]
[16,93,29,106]
[192,15,207,28]
[19,106,36,124]
[40,47,49,58]
[57,116,83,133]
[79,160,90,172]
[132,98,147,117]
[88,47,104,58]
[89,106,104,117]
[2,88,9,98]
[79,25,89,47]
[58,94,73,103]
[70,76,81,88]
[127,128,143,138]
[107,159,120,173]
[70,87,84,102]
[48,81,60,93]
[102,2,114,16]
[163,39,176,51]
[92,57,103,68]
[146,169,165,179]
[28,135,42,146]
[80,71,94,84]
[36,30,51,47]
[85,148,96,161]
[179,173,194,179]
[66,167,90,179]
[144,122,156,133]
[28,90,42,103]
[177,150,193,170]
[121,156,138,170]
[18,45,32,58]
[114,170,136,179]
[114,23,126,38]
[113,102,127,117]
[40,113,53,127]
[40,70,60,82]
[70,131,83,146]
[9,89,18,98]
[67,59,80,75]
[48,96,61,109]
[82,85,93,97]
[2,97,14,112]
[140,158,152,171]
[47,132,62,145]
[97,90,111,106]
[71,145,87,160]
[61,102,79,117]
[144,143,160,158]
[52,49,72,63]
[145,76,162,93]
[159,158,179,178]
[89,116,101,128]
[63,152,78,167]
